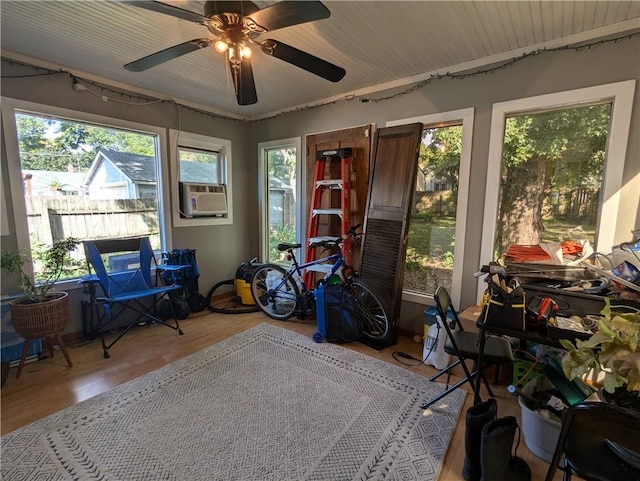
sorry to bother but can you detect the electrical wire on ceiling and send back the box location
[1,32,638,124]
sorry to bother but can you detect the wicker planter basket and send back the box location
[10,292,69,338]
[9,291,72,378]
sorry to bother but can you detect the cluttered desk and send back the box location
[472,254,640,405]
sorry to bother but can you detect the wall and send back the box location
[1,63,258,335]
[251,36,640,333]
[2,36,639,337]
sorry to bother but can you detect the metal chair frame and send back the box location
[82,237,184,358]
[545,401,640,481]
[421,286,514,409]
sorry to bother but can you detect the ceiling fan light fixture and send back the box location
[240,45,252,59]
[226,41,251,64]
[214,40,228,53]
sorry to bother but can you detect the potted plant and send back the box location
[560,302,640,410]
[0,237,80,377]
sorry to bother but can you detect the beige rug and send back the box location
[1,323,465,480]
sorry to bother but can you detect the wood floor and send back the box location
[1,310,565,480]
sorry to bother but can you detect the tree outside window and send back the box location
[495,103,611,258]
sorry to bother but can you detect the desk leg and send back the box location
[474,325,487,405]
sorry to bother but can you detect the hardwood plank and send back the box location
[0,311,564,480]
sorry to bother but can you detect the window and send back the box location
[387,108,474,307]
[257,138,302,263]
[170,130,232,227]
[178,147,219,184]
[479,80,636,300]
[1,97,172,289]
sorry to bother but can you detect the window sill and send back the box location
[401,290,434,306]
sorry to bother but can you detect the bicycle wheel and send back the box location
[206,279,260,314]
[349,279,392,342]
[250,264,300,320]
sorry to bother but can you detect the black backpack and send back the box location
[324,284,361,342]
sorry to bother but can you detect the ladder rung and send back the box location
[312,208,343,216]
[315,179,343,188]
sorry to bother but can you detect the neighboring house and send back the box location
[82,149,217,199]
[268,176,294,228]
[82,149,158,200]
[22,169,86,197]
[415,169,452,193]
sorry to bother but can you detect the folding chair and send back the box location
[545,401,640,481]
[420,286,513,409]
[83,237,184,358]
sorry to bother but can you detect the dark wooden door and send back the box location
[358,123,423,347]
[306,125,373,271]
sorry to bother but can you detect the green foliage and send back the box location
[267,148,296,182]
[269,225,296,263]
[419,126,462,191]
[0,238,81,301]
[502,104,610,188]
[442,248,455,269]
[560,304,640,393]
[410,212,435,222]
[405,248,423,271]
[16,113,155,172]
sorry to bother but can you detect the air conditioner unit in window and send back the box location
[180,182,227,217]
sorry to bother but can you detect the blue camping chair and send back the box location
[83,237,184,358]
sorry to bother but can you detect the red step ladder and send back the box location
[304,148,353,288]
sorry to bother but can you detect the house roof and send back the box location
[85,149,217,186]
[98,149,157,183]
[22,170,85,196]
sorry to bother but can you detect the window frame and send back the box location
[257,137,303,262]
[1,96,173,292]
[386,107,475,308]
[169,129,233,227]
[478,80,636,301]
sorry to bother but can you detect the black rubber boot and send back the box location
[462,397,497,481]
[480,416,531,481]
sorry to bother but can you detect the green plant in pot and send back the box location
[0,237,79,378]
[560,302,640,410]
[1,237,80,302]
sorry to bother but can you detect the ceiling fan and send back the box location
[123,1,346,106]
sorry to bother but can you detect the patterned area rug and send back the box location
[1,323,465,481]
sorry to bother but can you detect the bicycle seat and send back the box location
[277,242,302,251]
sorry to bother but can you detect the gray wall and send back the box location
[2,35,639,336]
[251,36,640,333]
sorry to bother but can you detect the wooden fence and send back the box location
[25,197,159,246]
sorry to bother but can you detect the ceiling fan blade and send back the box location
[228,58,258,106]
[245,1,330,32]
[124,39,213,72]
[261,40,345,82]
[122,1,209,24]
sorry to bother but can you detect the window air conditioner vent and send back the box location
[180,182,227,217]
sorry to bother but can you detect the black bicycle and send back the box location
[249,225,393,343]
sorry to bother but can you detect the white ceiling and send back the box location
[2,1,639,120]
